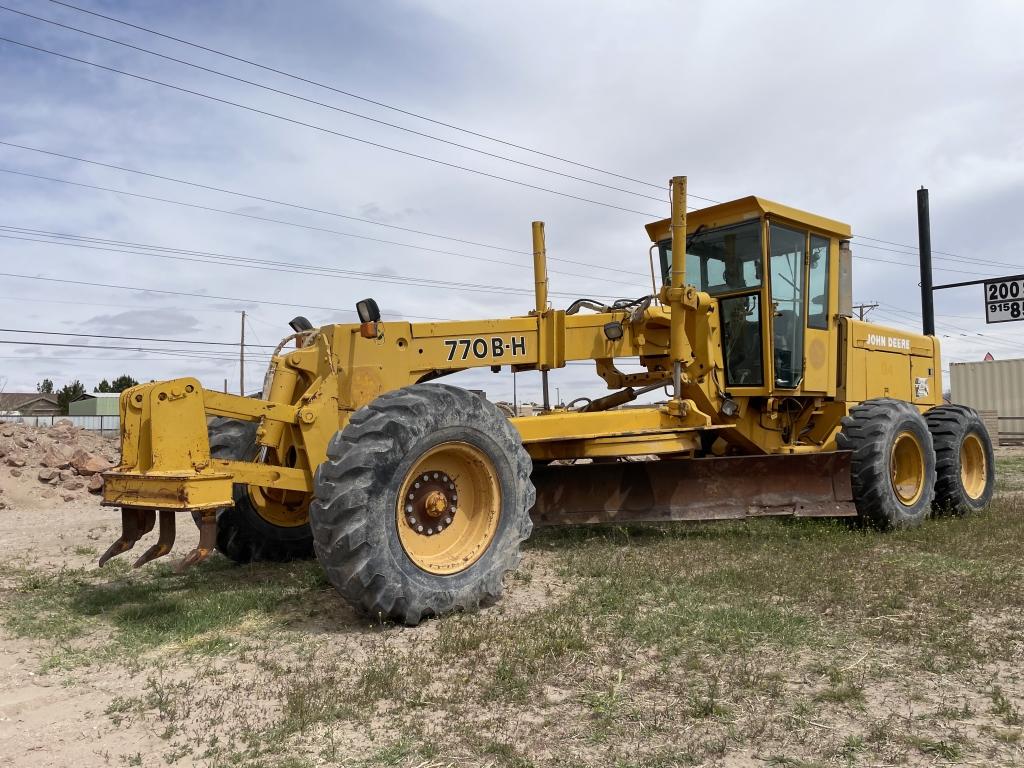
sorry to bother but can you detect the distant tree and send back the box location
[57,380,86,415]
[36,379,54,394]
[110,374,139,392]
[94,374,139,393]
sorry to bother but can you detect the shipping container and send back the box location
[950,358,1024,444]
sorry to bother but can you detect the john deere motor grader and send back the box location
[100,177,995,624]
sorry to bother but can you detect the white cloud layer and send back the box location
[1,0,1022,402]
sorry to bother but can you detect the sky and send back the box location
[1,0,1022,404]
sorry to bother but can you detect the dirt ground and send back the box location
[1,426,1023,767]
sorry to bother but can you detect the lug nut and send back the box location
[416,525,423,532]
[406,504,413,513]
[444,516,452,525]
[408,516,416,525]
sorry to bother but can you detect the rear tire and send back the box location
[837,398,936,529]
[310,384,534,625]
[207,417,314,563]
[925,405,995,515]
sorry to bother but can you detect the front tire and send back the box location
[837,398,936,529]
[310,384,534,625]
[925,405,995,514]
[207,417,314,563]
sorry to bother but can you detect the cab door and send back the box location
[767,223,833,393]
[767,223,806,390]
[801,234,832,393]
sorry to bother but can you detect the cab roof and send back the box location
[644,195,852,243]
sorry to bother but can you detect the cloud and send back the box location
[82,309,202,336]
[1,0,1022,397]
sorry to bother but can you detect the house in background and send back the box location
[0,393,61,418]
[69,392,121,417]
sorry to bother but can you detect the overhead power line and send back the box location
[0,166,650,285]
[850,237,1023,273]
[0,34,666,218]
[0,338,274,357]
[876,302,1024,344]
[0,269,636,330]
[0,270,448,319]
[852,233,975,261]
[2,149,999,282]
[44,0,692,196]
[0,354,246,362]
[0,4,671,206]
[3,20,991,275]
[0,141,650,279]
[844,249,989,278]
[0,229,639,300]
[0,327,275,348]
[27,2,983,259]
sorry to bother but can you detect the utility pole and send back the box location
[240,310,246,396]
[918,187,935,336]
[852,303,879,321]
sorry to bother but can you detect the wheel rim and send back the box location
[247,486,309,527]
[396,441,501,575]
[890,431,926,506]
[960,433,987,500]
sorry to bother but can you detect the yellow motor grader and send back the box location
[100,177,995,624]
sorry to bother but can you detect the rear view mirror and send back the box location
[356,298,381,324]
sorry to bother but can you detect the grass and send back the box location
[2,456,1023,766]
[0,556,330,670]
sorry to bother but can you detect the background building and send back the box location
[950,358,1023,445]
[69,392,121,417]
[0,393,61,418]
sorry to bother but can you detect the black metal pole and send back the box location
[917,187,935,336]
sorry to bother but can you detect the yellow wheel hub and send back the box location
[397,442,501,575]
[960,433,987,500]
[247,485,309,528]
[890,431,926,506]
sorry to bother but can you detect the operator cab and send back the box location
[646,197,852,396]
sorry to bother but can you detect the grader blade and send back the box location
[98,508,156,566]
[529,452,855,526]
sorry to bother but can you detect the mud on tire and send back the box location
[309,383,535,626]
[207,417,314,563]
[925,405,995,515]
[837,398,936,529]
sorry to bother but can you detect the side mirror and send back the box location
[356,298,381,324]
[288,316,313,333]
[356,298,382,339]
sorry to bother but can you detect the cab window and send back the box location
[768,224,806,389]
[720,294,764,386]
[807,235,830,329]
[657,220,762,295]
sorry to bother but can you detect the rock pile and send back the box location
[0,420,119,507]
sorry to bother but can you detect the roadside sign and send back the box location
[984,275,1024,323]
